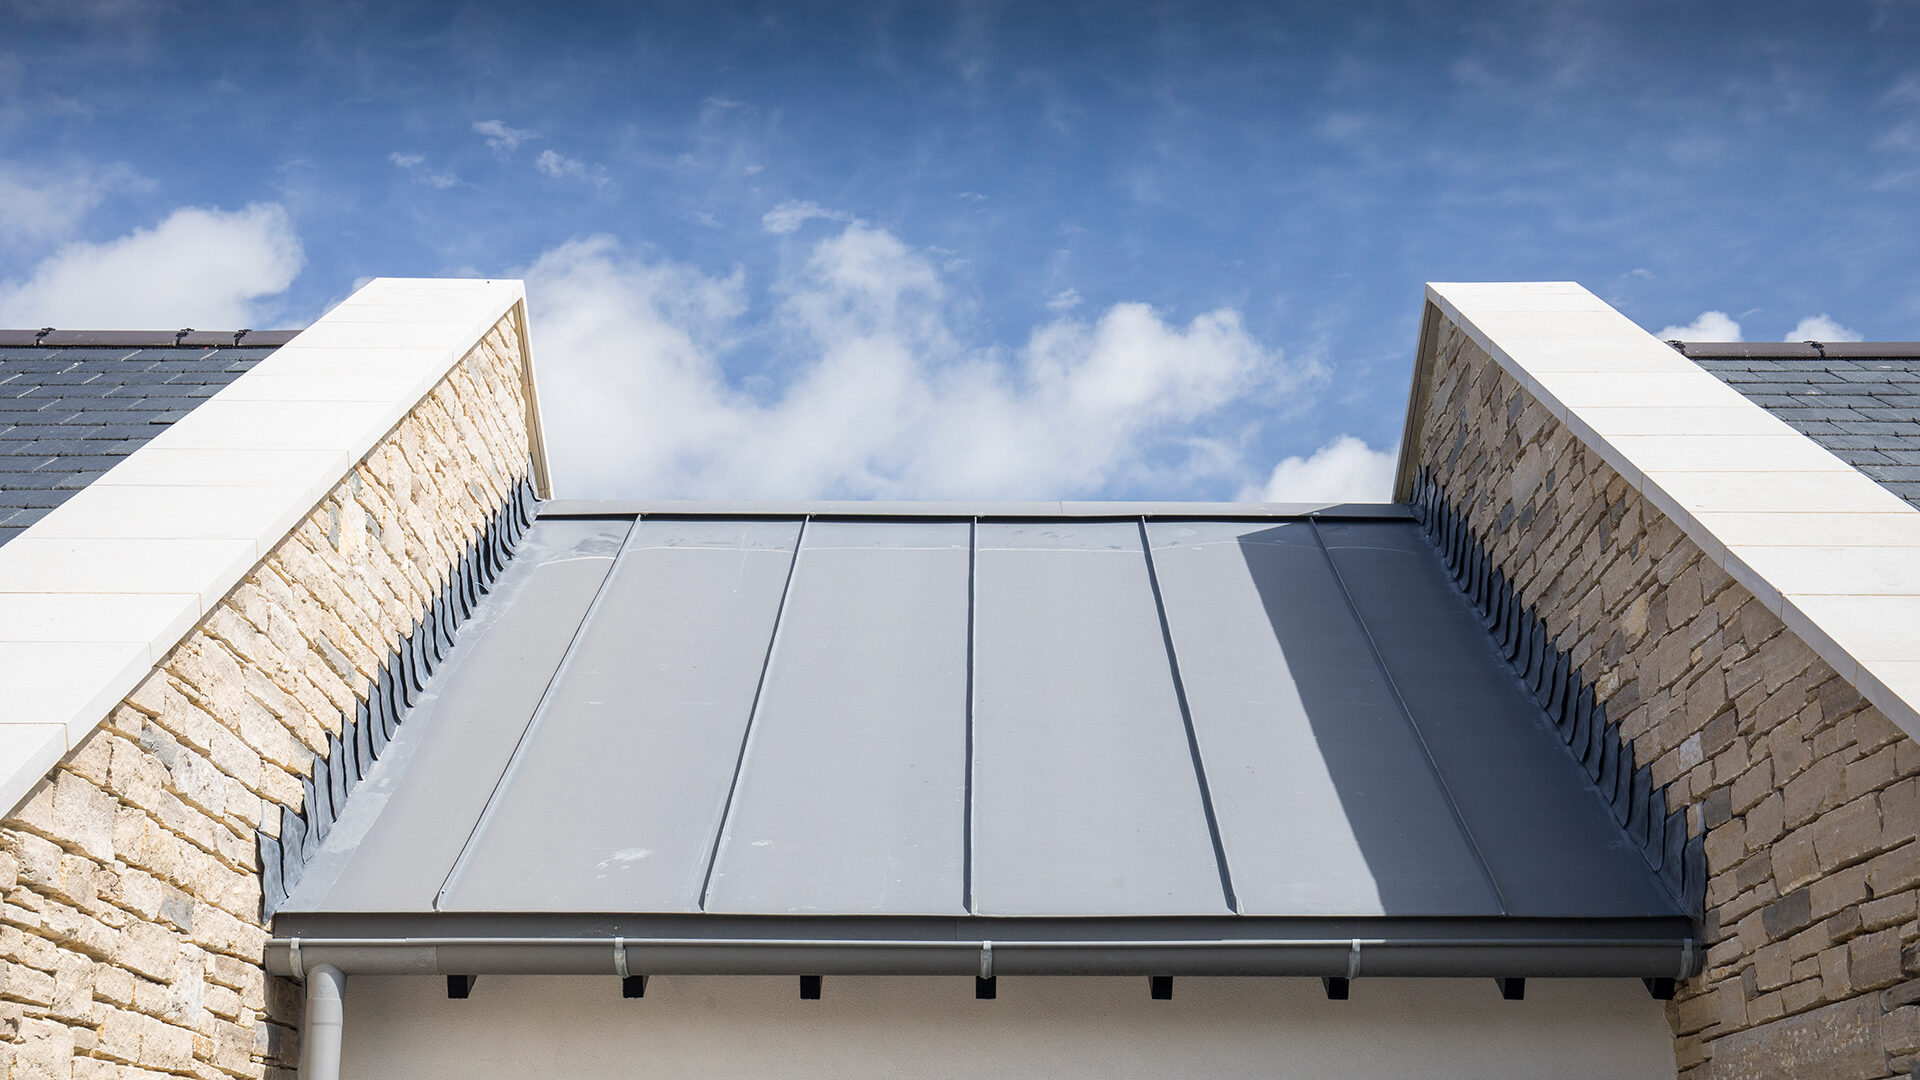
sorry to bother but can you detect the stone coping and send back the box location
[0,278,550,816]
[1398,281,1920,744]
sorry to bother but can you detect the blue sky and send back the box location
[3,1,1918,500]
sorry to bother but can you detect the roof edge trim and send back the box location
[536,499,1415,520]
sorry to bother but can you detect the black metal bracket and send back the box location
[1322,977,1350,1000]
[446,975,475,999]
[975,976,996,999]
[800,975,822,1000]
[622,975,648,999]
[1498,977,1525,1001]
[1644,977,1676,1000]
[1149,976,1173,1000]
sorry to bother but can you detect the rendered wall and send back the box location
[339,974,1676,1080]
[1406,309,1920,1079]
[0,310,535,1078]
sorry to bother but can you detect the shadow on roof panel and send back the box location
[1316,520,1682,919]
[1146,521,1499,916]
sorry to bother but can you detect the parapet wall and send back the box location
[0,304,536,1078]
[1405,305,1920,1079]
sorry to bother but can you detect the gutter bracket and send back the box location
[288,937,304,980]
[979,940,993,980]
[614,937,629,979]
[1347,939,1362,981]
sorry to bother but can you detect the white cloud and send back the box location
[1785,314,1863,342]
[1047,288,1082,312]
[1656,310,1742,342]
[524,222,1312,499]
[389,152,459,189]
[0,203,303,328]
[473,119,537,152]
[534,150,606,187]
[761,200,851,235]
[0,168,119,246]
[1244,436,1398,503]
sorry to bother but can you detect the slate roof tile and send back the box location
[1696,353,1920,511]
[0,340,280,546]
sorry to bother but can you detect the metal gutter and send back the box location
[267,932,1699,981]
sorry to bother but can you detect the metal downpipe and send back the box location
[299,964,346,1080]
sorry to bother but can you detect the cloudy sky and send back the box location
[3,1,1917,500]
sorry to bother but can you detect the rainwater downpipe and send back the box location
[298,962,346,1080]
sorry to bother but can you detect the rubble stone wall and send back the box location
[1406,311,1920,1080]
[0,310,534,1079]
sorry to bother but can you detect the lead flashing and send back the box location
[1401,282,1920,741]
[0,278,546,816]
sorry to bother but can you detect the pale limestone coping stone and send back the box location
[0,277,552,815]
[1398,281,1920,741]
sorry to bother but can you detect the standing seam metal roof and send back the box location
[275,503,1693,979]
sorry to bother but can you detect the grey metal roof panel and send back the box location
[283,508,1688,935]
[969,520,1230,916]
[1318,520,1679,918]
[435,518,803,914]
[288,518,628,912]
[1144,520,1499,916]
[705,520,971,915]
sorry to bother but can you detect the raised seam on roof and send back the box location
[1137,517,1238,913]
[1305,514,1508,915]
[698,516,809,911]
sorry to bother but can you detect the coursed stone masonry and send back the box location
[1405,310,1920,1079]
[0,310,535,1079]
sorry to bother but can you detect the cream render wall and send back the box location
[1404,285,1920,1079]
[338,974,1677,1080]
[0,285,541,1078]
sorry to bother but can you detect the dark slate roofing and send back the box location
[273,504,1694,980]
[0,330,296,547]
[1680,342,1920,509]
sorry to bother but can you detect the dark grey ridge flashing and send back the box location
[0,328,299,348]
[1667,340,1920,360]
[1408,467,1708,921]
[257,471,539,918]
[268,500,1700,984]
[0,332,295,547]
